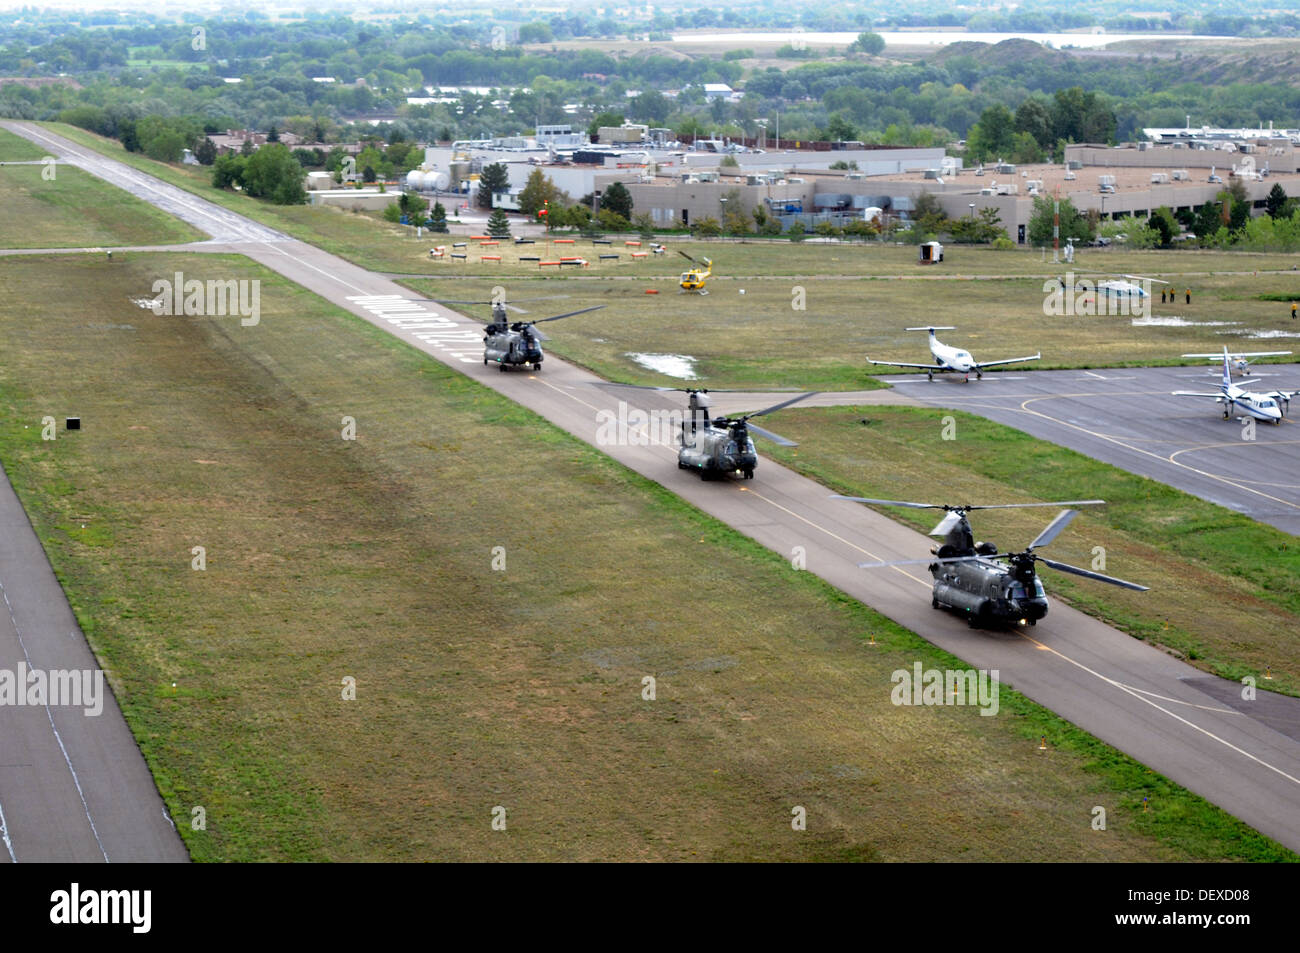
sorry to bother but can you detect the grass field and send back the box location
[764,405,1300,696]
[0,164,202,248]
[398,268,1300,390]
[0,251,1286,861]
[0,127,48,161]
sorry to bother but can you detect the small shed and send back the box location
[918,241,944,264]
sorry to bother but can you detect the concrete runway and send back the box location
[887,364,1300,536]
[6,120,1300,855]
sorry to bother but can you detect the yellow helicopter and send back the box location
[677,250,713,294]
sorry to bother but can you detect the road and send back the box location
[889,364,1300,536]
[5,120,1300,856]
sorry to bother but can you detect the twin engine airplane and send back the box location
[1172,347,1296,424]
[866,327,1040,381]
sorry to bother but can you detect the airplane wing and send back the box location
[1171,390,1227,400]
[1182,351,1291,359]
[975,353,1041,369]
[866,358,943,371]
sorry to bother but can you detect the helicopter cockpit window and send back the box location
[724,441,738,455]
[1033,579,1045,597]
[1010,582,1028,600]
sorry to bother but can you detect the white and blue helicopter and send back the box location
[1172,347,1296,424]
[867,326,1040,382]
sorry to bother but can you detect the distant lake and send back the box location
[672,30,1233,49]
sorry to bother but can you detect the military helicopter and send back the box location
[832,496,1148,627]
[481,302,604,371]
[677,389,815,479]
[677,251,713,294]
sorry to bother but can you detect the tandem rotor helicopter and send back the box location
[480,302,604,371]
[677,251,713,293]
[595,384,816,479]
[677,389,816,479]
[832,496,1148,628]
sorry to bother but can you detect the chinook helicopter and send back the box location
[482,302,604,371]
[678,389,815,479]
[832,496,1148,627]
[677,251,713,293]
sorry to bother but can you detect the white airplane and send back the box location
[867,327,1041,382]
[1172,347,1295,425]
[1182,349,1292,376]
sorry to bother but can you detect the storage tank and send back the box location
[430,171,450,192]
[406,170,427,191]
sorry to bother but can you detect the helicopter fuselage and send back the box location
[678,421,758,478]
[930,557,1049,627]
[484,324,543,371]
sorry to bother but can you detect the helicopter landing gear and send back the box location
[532,363,541,371]
[483,356,489,365]
[743,469,754,479]
[498,362,507,372]
[932,596,941,609]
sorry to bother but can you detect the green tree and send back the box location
[1265,183,1291,218]
[194,136,217,166]
[601,181,633,220]
[427,201,449,232]
[692,216,722,238]
[240,143,307,205]
[1192,201,1223,239]
[486,207,512,238]
[477,162,509,210]
[211,153,246,190]
[632,211,655,240]
[1013,98,1053,150]
[912,191,948,234]
[517,168,566,217]
[823,113,857,142]
[966,104,1016,162]
[518,21,553,44]
[1148,206,1178,246]
[1027,195,1092,245]
[848,32,885,55]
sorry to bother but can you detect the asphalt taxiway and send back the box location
[890,364,1300,536]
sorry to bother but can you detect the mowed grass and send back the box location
[42,122,1300,281]
[0,164,202,248]
[398,269,1300,391]
[0,127,48,161]
[764,406,1300,696]
[0,252,1286,861]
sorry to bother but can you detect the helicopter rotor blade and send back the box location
[743,422,797,447]
[1037,557,1149,591]
[746,391,819,419]
[1027,509,1080,551]
[676,249,699,265]
[830,496,947,510]
[967,500,1105,511]
[857,555,978,569]
[533,305,606,323]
